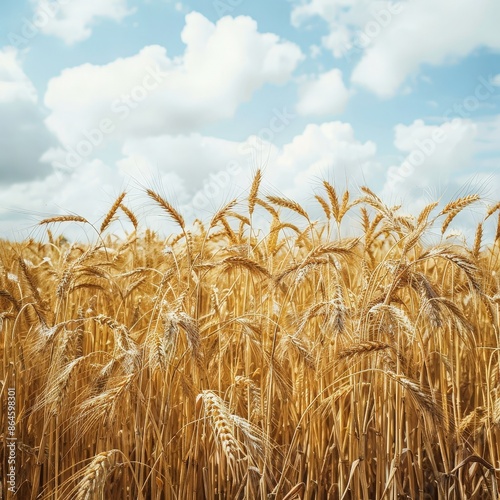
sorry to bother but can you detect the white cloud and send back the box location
[42,13,304,152]
[116,121,380,223]
[0,159,126,239]
[473,115,500,169]
[269,121,379,199]
[0,109,494,237]
[382,118,478,198]
[118,121,380,202]
[321,24,354,59]
[292,0,360,27]
[131,122,380,207]
[293,0,500,98]
[0,136,246,239]
[118,134,246,194]
[296,69,350,116]
[0,47,54,182]
[33,0,135,45]
[352,0,500,97]
[292,0,402,58]
[0,120,377,235]
[309,44,322,58]
[2,115,498,239]
[0,47,37,103]
[379,118,500,242]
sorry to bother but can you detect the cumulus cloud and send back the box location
[2,112,498,239]
[361,116,500,244]
[382,119,478,200]
[0,159,127,240]
[118,134,247,194]
[471,115,500,178]
[32,0,135,45]
[269,121,379,199]
[293,0,500,98]
[0,120,378,235]
[118,121,380,199]
[296,69,350,116]
[0,47,53,182]
[0,46,37,103]
[379,118,499,242]
[292,0,360,28]
[292,0,402,58]
[42,12,304,160]
[115,121,380,224]
[352,0,500,97]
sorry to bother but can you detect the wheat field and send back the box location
[1,174,500,499]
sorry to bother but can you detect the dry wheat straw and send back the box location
[3,182,499,499]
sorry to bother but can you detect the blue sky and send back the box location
[0,0,499,240]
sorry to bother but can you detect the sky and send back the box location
[0,0,499,241]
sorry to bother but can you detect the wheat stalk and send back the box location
[3,181,498,499]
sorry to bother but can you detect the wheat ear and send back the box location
[146,189,185,229]
[100,192,126,233]
[248,169,262,216]
[40,215,89,225]
[74,450,119,500]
